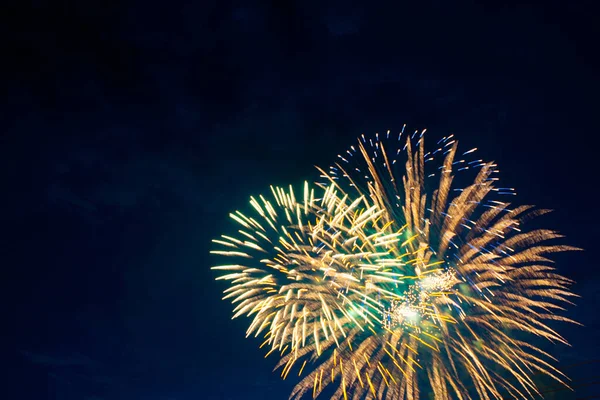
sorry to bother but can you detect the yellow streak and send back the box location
[299,360,307,376]
[366,373,376,396]
[352,358,364,387]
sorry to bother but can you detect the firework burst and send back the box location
[211,126,579,399]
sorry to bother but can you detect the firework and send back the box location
[211,126,579,399]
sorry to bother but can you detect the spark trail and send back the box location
[211,127,579,399]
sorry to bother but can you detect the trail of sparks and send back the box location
[211,128,579,399]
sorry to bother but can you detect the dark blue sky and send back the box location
[3,1,599,399]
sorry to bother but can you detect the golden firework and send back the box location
[211,126,579,399]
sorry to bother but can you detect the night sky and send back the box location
[3,1,599,399]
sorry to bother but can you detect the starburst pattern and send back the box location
[211,126,579,399]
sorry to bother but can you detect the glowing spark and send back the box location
[211,128,579,400]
